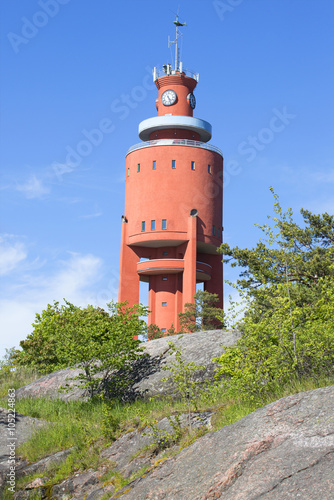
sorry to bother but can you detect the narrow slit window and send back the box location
[208,164,212,174]
[212,225,216,236]
[218,227,221,238]
[191,161,195,170]
[172,160,176,169]
[219,170,222,179]
[151,220,156,230]
[162,219,167,230]
[162,302,167,307]
[141,221,145,232]
[152,160,156,170]
[137,163,140,172]
[127,168,130,177]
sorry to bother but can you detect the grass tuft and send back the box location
[0,366,332,498]
[0,366,41,398]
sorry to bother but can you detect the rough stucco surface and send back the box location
[111,385,334,500]
[15,330,240,401]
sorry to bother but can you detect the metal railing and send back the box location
[127,139,223,157]
[153,66,199,82]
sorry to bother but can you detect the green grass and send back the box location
[0,366,41,398]
[0,367,333,498]
[4,397,109,461]
[210,374,334,430]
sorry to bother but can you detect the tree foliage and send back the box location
[147,323,178,340]
[14,300,149,398]
[214,190,334,401]
[147,324,164,341]
[0,347,19,375]
[215,277,334,401]
[219,187,334,306]
[179,290,223,332]
[162,341,206,427]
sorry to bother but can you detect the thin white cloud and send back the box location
[304,199,334,215]
[310,170,334,184]
[51,252,103,297]
[79,212,103,219]
[0,251,108,358]
[0,235,27,275]
[16,174,50,199]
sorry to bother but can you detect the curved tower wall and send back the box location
[125,146,222,246]
[119,70,223,333]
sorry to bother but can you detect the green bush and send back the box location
[14,301,148,398]
[215,190,334,401]
[147,324,163,340]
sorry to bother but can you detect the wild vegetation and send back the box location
[148,289,224,339]
[178,290,224,332]
[214,189,334,401]
[1,188,333,496]
[12,301,148,398]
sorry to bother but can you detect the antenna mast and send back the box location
[168,13,186,72]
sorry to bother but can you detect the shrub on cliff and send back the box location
[215,189,334,401]
[179,290,224,332]
[14,300,149,397]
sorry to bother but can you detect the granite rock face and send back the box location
[3,411,211,499]
[0,407,48,493]
[15,330,240,401]
[0,408,47,461]
[2,386,334,499]
[112,385,334,500]
[7,332,334,499]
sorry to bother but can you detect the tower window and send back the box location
[163,251,168,255]
[141,221,145,232]
[153,160,156,170]
[218,227,221,238]
[137,163,140,172]
[162,277,168,281]
[172,160,176,169]
[151,220,156,230]
[162,219,167,230]
[127,168,130,177]
[191,161,195,170]
[162,302,167,307]
[208,164,212,174]
[212,225,216,236]
[161,328,167,333]
[219,170,222,179]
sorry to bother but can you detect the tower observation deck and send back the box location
[118,17,223,333]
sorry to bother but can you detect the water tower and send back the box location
[118,17,223,333]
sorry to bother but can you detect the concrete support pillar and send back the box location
[148,275,156,326]
[118,222,140,306]
[182,215,197,310]
[204,254,223,308]
[174,273,183,330]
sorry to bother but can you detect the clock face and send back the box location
[161,89,177,106]
[187,93,196,109]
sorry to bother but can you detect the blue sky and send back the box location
[1,0,333,359]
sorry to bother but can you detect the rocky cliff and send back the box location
[15,330,240,401]
[1,386,333,499]
[113,385,334,499]
[1,331,333,499]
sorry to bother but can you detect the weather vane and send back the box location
[168,13,187,72]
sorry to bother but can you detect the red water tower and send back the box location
[118,18,223,333]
